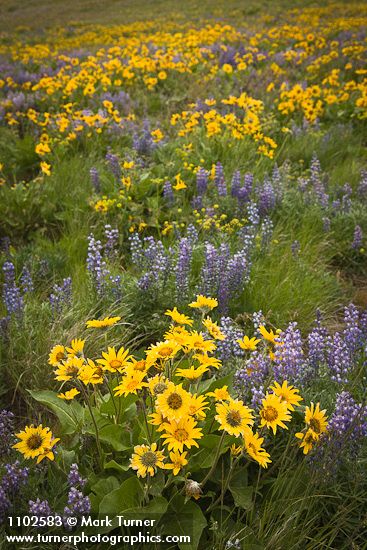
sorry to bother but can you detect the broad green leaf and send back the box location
[229,469,253,510]
[28,389,83,435]
[99,476,144,516]
[189,434,231,471]
[104,459,130,473]
[91,476,120,497]
[98,424,131,451]
[129,496,168,516]
[200,374,233,394]
[162,494,207,550]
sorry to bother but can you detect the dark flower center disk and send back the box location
[226,410,242,427]
[154,382,167,395]
[141,451,158,467]
[263,406,278,422]
[174,428,189,441]
[167,393,183,410]
[27,434,43,450]
[309,418,321,434]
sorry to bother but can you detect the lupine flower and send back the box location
[104,224,119,259]
[89,167,101,193]
[357,169,367,200]
[230,170,241,198]
[310,154,328,207]
[1,461,28,494]
[29,498,53,518]
[258,177,276,216]
[163,181,174,205]
[351,225,363,250]
[2,261,24,317]
[273,322,307,384]
[312,392,367,473]
[234,351,270,409]
[0,410,15,457]
[343,303,363,354]
[20,266,33,294]
[105,151,121,180]
[215,162,226,196]
[196,168,208,195]
[327,332,351,384]
[49,277,72,316]
[67,463,87,489]
[216,317,245,362]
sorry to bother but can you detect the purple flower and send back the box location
[163,181,174,205]
[343,303,363,354]
[29,498,53,518]
[104,224,119,259]
[215,162,227,196]
[105,151,121,180]
[273,322,307,384]
[327,332,351,384]
[2,261,24,317]
[1,462,28,493]
[196,168,208,195]
[231,170,241,198]
[258,177,276,216]
[216,317,244,362]
[351,225,363,250]
[49,277,72,316]
[235,351,270,409]
[20,266,33,294]
[357,170,367,201]
[63,488,91,527]
[90,167,101,193]
[310,154,328,207]
[0,410,14,457]
[67,464,86,489]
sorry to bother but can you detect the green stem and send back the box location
[200,431,226,487]
[80,384,103,469]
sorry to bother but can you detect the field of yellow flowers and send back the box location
[0,1,367,548]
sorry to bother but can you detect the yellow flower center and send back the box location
[158,347,174,358]
[27,434,43,450]
[141,451,158,468]
[174,428,189,441]
[226,410,242,427]
[55,351,65,362]
[110,359,122,369]
[309,418,321,434]
[167,392,183,410]
[134,360,146,371]
[262,406,278,422]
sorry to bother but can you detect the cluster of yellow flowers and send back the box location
[19,298,328,484]
[171,93,277,159]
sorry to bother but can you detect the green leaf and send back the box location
[98,424,131,451]
[189,434,230,471]
[162,494,206,550]
[99,476,144,516]
[148,469,165,496]
[129,495,168,516]
[91,476,120,497]
[229,469,253,510]
[200,374,233,395]
[104,459,130,473]
[28,390,84,435]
